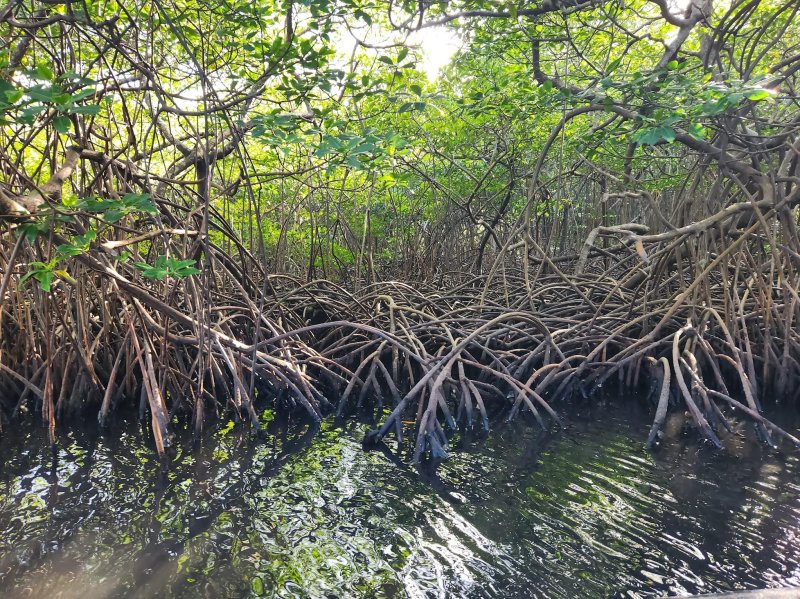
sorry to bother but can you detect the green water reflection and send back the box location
[1,402,799,598]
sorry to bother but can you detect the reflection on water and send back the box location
[1,400,800,598]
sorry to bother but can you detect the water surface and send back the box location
[1,400,800,598]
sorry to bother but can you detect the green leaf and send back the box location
[746,89,772,101]
[345,155,363,169]
[687,123,706,140]
[135,256,200,280]
[53,269,76,284]
[76,193,156,222]
[73,228,97,247]
[121,193,157,216]
[634,125,676,146]
[56,243,84,257]
[19,105,46,124]
[135,262,169,280]
[354,9,372,25]
[36,271,55,292]
[26,85,61,102]
[68,104,101,115]
[728,92,744,106]
[18,222,48,242]
[0,79,22,105]
[35,64,54,81]
[606,57,622,73]
[398,102,425,113]
[170,260,201,277]
[69,88,96,102]
[660,126,676,143]
[4,88,23,104]
[351,141,376,155]
[53,115,71,133]
[315,137,342,157]
[20,263,56,292]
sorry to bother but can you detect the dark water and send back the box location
[1,401,800,598]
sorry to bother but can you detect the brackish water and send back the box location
[1,400,800,598]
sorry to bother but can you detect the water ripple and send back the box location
[0,403,799,597]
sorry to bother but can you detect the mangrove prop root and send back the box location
[3,215,800,462]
